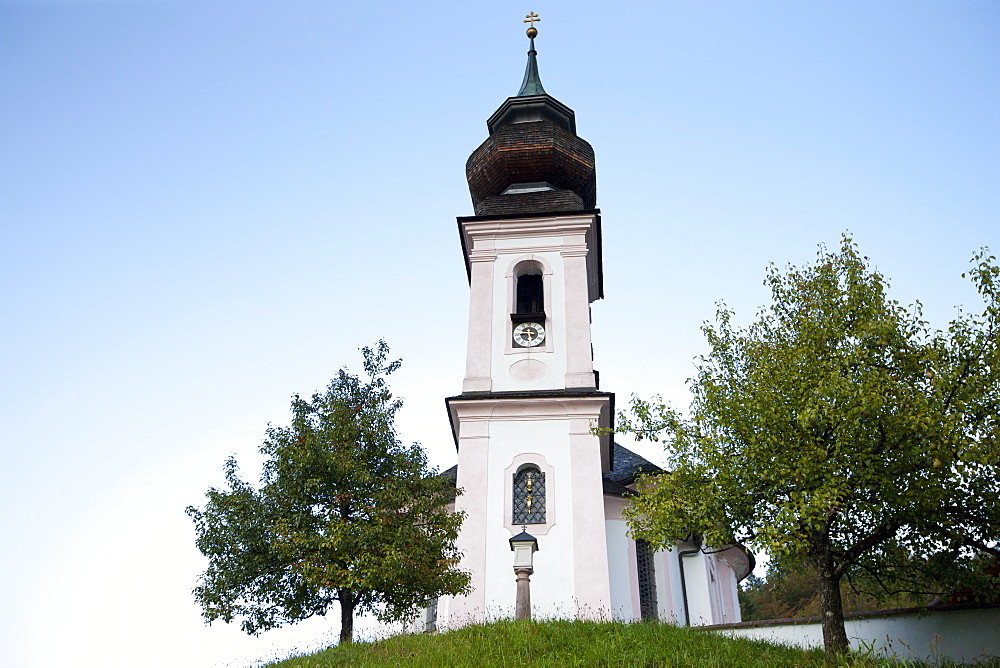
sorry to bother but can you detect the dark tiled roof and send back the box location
[604,442,662,488]
[439,464,457,487]
[601,477,633,497]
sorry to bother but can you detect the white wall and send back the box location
[682,550,714,626]
[714,553,742,624]
[460,213,601,394]
[604,497,635,621]
[715,607,1000,664]
[489,245,567,392]
[445,395,612,626]
[484,418,575,619]
[653,548,680,624]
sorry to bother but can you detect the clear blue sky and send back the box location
[1,1,997,665]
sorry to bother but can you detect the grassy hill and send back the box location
[265,619,919,667]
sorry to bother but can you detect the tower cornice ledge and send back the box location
[444,390,615,472]
[457,208,600,224]
[456,211,604,301]
[447,389,614,400]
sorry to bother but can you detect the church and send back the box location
[426,17,752,630]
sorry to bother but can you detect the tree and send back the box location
[618,238,1000,654]
[186,341,470,644]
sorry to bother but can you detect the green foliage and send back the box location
[186,341,471,642]
[618,238,1000,653]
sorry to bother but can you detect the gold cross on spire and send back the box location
[524,12,540,27]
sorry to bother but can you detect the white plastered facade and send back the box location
[431,211,749,630]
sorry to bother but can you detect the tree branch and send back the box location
[835,521,904,578]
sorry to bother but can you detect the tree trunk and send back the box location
[339,590,355,645]
[815,563,849,655]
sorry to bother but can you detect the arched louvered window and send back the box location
[636,539,658,620]
[512,465,545,524]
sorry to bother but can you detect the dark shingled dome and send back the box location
[466,35,596,217]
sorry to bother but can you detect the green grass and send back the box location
[265,619,930,667]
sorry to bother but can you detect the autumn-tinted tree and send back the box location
[619,239,1000,654]
[186,341,470,644]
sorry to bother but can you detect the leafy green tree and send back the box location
[619,238,1000,654]
[186,341,470,644]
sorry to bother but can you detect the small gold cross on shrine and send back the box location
[524,12,540,27]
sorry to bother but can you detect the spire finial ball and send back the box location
[526,26,538,39]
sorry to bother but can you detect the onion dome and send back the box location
[466,19,597,217]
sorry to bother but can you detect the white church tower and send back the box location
[434,18,751,629]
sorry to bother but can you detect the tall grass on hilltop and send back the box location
[265,619,975,667]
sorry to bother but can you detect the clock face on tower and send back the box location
[513,322,546,348]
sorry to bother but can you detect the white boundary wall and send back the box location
[710,606,1000,664]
